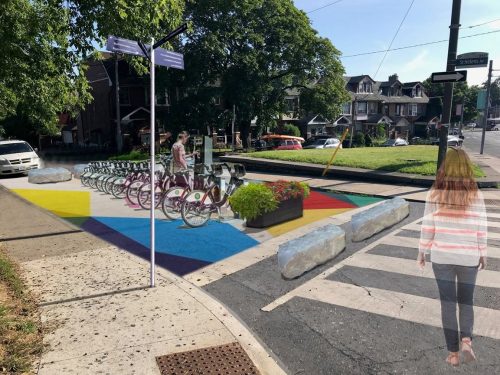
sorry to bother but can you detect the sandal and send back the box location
[461,338,476,363]
[446,352,460,367]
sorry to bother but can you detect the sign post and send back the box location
[106,25,186,287]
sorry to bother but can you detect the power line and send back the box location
[464,18,500,29]
[341,29,500,58]
[306,0,343,14]
[373,0,415,79]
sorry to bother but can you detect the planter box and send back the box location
[246,197,303,228]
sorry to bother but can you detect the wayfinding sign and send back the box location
[455,52,488,69]
[106,36,184,70]
[431,70,467,83]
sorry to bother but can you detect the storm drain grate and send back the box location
[156,342,260,375]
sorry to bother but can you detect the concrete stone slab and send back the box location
[351,197,409,242]
[72,164,89,179]
[278,224,345,279]
[28,167,72,184]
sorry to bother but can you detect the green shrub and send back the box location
[353,132,365,147]
[229,183,278,221]
[281,123,301,137]
[365,134,373,147]
[109,150,149,161]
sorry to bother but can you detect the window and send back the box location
[415,86,422,97]
[213,96,221,105]
[410,104,418,116]
[359,82,372,93]
[119,87,130,105]
[342,102,351,114]
[396,104,404,116]
[369,102,377,114]
[285,98,297,113]
[357,102,367,114]
[156,90,170,106]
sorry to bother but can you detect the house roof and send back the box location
[366,114,393,124]
[403,81,421,88]
[347,75,375,84]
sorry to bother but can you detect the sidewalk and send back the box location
[0,187,286,374]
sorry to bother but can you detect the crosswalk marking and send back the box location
[347,253,500,289]
[294,279,500,340]
[382,235,500,258]
[401,222,500,239]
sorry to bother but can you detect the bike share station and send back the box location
[0,27,384,283]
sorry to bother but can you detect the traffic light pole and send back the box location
[480,60,493,155]
[437,0,461,172]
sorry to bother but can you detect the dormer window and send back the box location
[415,85,422,97]
[359,82,372,93]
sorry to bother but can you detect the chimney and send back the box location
[389,74,399,83]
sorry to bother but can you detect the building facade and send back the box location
[334,74,430,139]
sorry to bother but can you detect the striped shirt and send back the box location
[419,189,487,267]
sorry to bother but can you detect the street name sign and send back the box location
[431,70,467,83]
[106,36,184,70]
[455,52,488,69]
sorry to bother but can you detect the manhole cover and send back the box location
[156,342,260,375]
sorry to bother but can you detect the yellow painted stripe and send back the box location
[266,208,352,237]
[12,189,90,218]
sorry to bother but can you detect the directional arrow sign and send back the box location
[431,70,467,83]
[106,36,184,70]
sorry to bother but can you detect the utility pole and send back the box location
[437,0,461,172]
[114,55,123,153]
[480,60,493,154]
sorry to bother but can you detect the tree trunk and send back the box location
[240,119,251,148]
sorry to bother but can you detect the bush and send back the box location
[365,134,373,147]
[229,183,278,221]
[353,132,365,147]
[281,123,301,137]
[109,150,149,161]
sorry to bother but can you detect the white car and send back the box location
[302,137,342,149]
[447,135,463,147]
[0,140,40,175]
[382,138,408,147]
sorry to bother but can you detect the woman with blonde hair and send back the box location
[417,147,487,367]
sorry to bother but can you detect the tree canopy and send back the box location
[0,0,184,139]
[168,0,348,144]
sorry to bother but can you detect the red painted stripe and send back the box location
[303,191,357,210]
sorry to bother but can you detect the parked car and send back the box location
[302,137,342,149]
[466,122,477,128]
[261,135,304,150]
[447,135,463,147]
[382,138,408,147]
[0,140,40,175]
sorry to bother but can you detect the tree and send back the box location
[486,77,500,107]
[423,78,479,123]
[0,0,184,140]
[180,0,348,146]
[0,0,91,137]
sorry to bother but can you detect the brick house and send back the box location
[77,53,172,149]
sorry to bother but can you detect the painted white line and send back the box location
[382,235,500,259]
[347,253,500,289]
[403,221,500,231]
[295,279,500,340]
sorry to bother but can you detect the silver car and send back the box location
[303,137,342,149]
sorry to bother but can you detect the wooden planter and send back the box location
[246,197,303,228]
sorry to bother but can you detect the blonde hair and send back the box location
[430,147,478,209]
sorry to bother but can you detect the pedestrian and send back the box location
[171,132,198,172]
[417,147,487,367]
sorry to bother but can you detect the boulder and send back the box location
[351,197,409,242]
[72,164,89,179]
[28,167,72,184]
[278,224,345,279]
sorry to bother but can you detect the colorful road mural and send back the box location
[9,183,382,276]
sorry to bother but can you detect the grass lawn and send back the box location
[0,249,43,373]
[246,146,485,177]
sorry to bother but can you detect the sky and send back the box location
[293,0,500,86]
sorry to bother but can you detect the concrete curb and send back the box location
[220,155,499,188]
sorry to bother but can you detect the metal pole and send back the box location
[459,101,464,133]
[231,104,236,151]
[349,98,356,148]
[437,0,461,172]
[115,55,123,153]
[150,38,156,287]
[480,60,493,155]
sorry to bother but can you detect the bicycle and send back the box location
[180,163,246,228]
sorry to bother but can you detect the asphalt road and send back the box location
[463,129,500,158]
[204,199,500,374]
